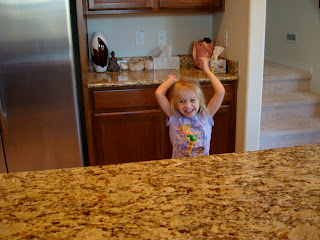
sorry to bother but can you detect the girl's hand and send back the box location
[200,57,210,73]
[167,74,179,83]
[155,74,179,117]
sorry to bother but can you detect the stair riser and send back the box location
[261,104,320,121]
[259,132,320,150]
[261,62,316,150]
[263,79,309,94]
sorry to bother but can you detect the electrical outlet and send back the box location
[135,31,144,46]
[157,31,167,45]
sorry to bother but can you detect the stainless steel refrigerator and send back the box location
[0,0,87,173]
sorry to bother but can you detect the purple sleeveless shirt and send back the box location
[167,110,214,159]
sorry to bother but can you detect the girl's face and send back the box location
[175,89,200,118]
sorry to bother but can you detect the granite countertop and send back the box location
[1,144,320,239]
[87,56,238,89]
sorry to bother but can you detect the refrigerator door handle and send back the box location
[0,97,7,135]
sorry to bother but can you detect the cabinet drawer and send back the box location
[159,0,222,9]
[87,0,153,11]
[93,89,158,111]
[202,83,235,105]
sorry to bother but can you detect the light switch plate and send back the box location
[157,31,167,45]
[224,31,228,48]
[135,31,144,46]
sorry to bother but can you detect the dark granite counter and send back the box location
[1,144,319,239]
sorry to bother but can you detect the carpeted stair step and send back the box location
[259,117,320,150]
[263,79,310,94]
[263,61,311,94]
[261,92,320,121]
[264,61,312,81]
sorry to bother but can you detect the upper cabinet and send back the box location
[85,0,224,14]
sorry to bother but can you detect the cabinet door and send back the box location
[202,82,236,154]
[210,105,235,154]
[159,0,222,9]
[87,0,153,10]
[93,110,164,165]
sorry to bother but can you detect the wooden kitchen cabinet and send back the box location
[93,110,165,165]
[211,105,234,154]
[202,83,236,154]
[90,88,170,165]
[89,80,236,166]
[85,0,224,14]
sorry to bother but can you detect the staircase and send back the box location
[259,61,320,150]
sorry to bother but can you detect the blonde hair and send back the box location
[168,78,207,116]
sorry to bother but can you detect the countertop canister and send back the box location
[90,32,108,73]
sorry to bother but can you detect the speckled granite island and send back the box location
[1,144,320,239]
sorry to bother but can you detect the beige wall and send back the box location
[214,0,266,152]
[265,0,320,94]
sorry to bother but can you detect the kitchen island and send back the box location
[1,144,320,239]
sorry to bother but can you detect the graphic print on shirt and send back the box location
[177,121,204,157]
[168,112,213,159]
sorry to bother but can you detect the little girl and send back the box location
[155,57,225,158]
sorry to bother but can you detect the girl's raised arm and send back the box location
[155,74,179,117]
[201,57,226,117]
